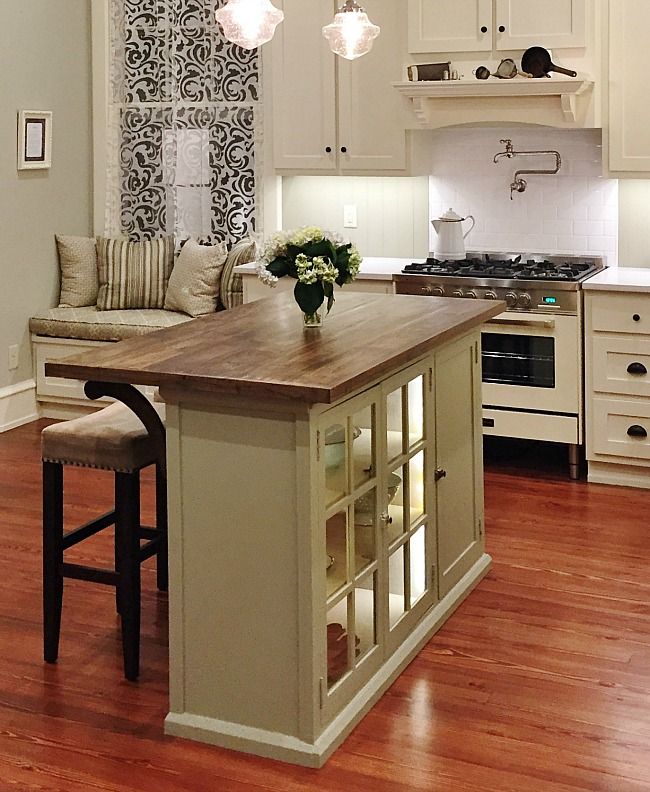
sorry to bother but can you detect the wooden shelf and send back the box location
[393,77,594,127]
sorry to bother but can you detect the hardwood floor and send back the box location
[1,423,649,791]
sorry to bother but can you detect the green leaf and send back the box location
[294,281,325,314]
[304,239,336,262]
[266,257,291,277]
[323,281,335,313]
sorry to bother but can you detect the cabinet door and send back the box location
[435,333,484,598]
[383,361,437,650]
[321,389,383,717]
[270,0,337,170]
[609,0,650,172]
[408,0,492,53]
[337,0,407,171]
[495,0,586,50]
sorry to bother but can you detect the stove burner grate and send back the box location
[403,254,602,283]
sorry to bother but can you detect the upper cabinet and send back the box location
[408,0,586,53]
[606,0,650,175]
[269,0,409,174]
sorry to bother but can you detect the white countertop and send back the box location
[583,268,650,292]
[234,256,420,281]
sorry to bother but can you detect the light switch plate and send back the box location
[343,204,358,228]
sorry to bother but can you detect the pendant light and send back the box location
[215,0,284,50]
[322,0,380,61]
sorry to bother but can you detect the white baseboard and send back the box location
[0,379,38,432]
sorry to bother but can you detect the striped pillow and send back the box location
[219,237,258,310]
[96,237,174,310]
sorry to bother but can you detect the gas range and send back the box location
[394,253,606,314]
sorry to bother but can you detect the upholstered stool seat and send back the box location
[42,401,162,472]
[42,400,167,681]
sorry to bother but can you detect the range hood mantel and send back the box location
[393,77,594,129]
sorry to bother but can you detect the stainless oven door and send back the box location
[481,312,580,414]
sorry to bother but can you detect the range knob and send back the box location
[465,290,477,299]
[484,291,498,300]
[421,284,444,296]
[518,293,532,308]
[505,291,518,309]
[452,289,464,298]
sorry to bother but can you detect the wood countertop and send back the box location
[46,292,504,404]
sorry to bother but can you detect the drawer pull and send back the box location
[633,314,641,322]
[627,424,648,439]
[482,417,495,427]
[627,362,648,376]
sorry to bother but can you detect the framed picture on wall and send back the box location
[17,110,52,170]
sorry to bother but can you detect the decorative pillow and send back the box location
[56,235,98,308]
[96,237,174,310]
[219,237,258,310]
[164,239,228,317]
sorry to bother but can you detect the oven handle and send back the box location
[486,317,556,330]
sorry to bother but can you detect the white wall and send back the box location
[428,127,618,264]
[282,176,430,259]
[0,1,93,390]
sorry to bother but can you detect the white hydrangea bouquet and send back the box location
[256,226,362,318]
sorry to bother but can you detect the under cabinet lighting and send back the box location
[215,0,284,50]
[322,0,380,60]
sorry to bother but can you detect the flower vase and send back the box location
[302,307,324,328]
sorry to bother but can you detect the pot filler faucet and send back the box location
[493,138,562,199]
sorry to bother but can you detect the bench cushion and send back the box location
[29,306,193,342]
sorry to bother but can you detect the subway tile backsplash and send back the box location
[428,127,618,264]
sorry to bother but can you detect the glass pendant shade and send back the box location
[215,0,284,50]
[322,0,380,60]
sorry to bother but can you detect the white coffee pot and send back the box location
[431,208,475,260]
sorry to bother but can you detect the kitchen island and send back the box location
[47,291,503,767]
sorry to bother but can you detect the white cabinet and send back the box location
[270,0,407,173]
[607,0,650,174]
[408,0,586,53]
[585,290,650,487]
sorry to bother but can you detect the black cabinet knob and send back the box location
[633,314,641,322]
[480,25,488,33]
[498,25,506,32]
[627,424,648,439]
[627,362,648,375]
[325,146,332,153]
[434,468,447,481]
[340,146,347,154]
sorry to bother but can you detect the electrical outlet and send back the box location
[8,345,18,371]
[343,204,358,228]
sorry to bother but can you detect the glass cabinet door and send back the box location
[384,364,436,641]
[322,395,381,695]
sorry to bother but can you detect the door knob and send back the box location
[435,468,447,481]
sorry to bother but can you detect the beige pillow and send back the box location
[56,235,98,307]
[96,236,174,310]
[164,239,228,317]
[219,237,258,310]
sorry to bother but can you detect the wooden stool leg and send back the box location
[155,463,168,592]
[115,471,141,682]
[43,461,64,663]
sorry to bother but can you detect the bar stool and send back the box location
[41,400,167,681]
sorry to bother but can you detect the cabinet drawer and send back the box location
[590,293,650,334]
[591,335,650,397]
[591,397,650,461]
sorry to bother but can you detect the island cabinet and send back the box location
[269,0,408,173]
[45,292,501,768]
